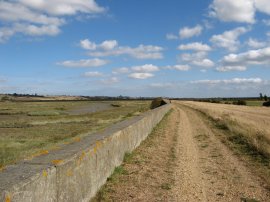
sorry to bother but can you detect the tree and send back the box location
[264,95,268,101]
[260,93,263,100]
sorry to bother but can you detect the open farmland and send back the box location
[0,100,150,168]
[94,101,270,201]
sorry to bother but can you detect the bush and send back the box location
[233,100,246,105]
[210,100,221,103]
[263,101,270,107]
[150,97,170,109]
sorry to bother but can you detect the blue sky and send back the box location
[0,0,270,97]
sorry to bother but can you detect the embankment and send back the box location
[0,103,171,202]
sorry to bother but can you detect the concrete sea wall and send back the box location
[0,104,171,202]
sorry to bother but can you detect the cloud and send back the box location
[191,78,263,84]
[166,33,178,40]
[246,38,266,48]
[80,39,97,50]
[0,0,104,42]
[178,42,212,52]
[18,0,105,16]
[192,59,215,68]
[99,40,118,50]
[128,73,154,79]
[80,39,118,51]
[131,64,159,72]
[112,67,130,74]
[255,0,270,15]
[221,47,270,68]
[209,0,255,23]
[210,27,249,52]
[216,66,247,72]
[179,25,203,39]
[164,65,191,71]
[84,71,104,77]
[57,58,108,67]
[80,39,164,59]
[179,52,214,68]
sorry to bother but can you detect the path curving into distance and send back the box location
[93,101,270,202]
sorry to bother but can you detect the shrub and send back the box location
[233,100,246,105]
[263,101,270,107]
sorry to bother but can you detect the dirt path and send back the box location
[172,103,270,201]
[93,103,270,201]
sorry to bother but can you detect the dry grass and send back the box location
[178,101,270,187]
[0,100,150,168]
[180,101,270,143]
[91,110,176,202]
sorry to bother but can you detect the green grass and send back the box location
[0,100,150,168]
[245,100,264,106]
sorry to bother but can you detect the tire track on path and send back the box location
[172,103,270,201]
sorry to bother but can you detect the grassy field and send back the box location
[0,100,150,168]
[245,100,265,106]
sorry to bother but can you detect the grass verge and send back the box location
[91,109,176,201]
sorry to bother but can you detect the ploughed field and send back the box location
[0,100,150,168]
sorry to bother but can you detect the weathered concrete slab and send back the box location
[0,163,57,202]
[0,103,171,202]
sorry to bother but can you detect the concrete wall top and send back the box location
[0,103,171,202]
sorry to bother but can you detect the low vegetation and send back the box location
[0,100,150,168]
[92,110,176,202]
[182,102,270,187]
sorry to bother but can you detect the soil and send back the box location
[93,102,270,202]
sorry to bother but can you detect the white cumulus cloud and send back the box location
[80,39,164,60]
[222,47,270,67]
[255,0,270,15]
[131,64,159,72]
[179,25,203,39]
[246,38,266,48]
[179,52,214,68]
[178,42,212,52]
[164,65,191,71]
[57,58,108,67]
[0,0,105,42]
[128,73,154,79]
[209,0,255,23]
[210,27,249,52]
[216,66,247,72]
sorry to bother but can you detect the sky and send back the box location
[0,0,270,98]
